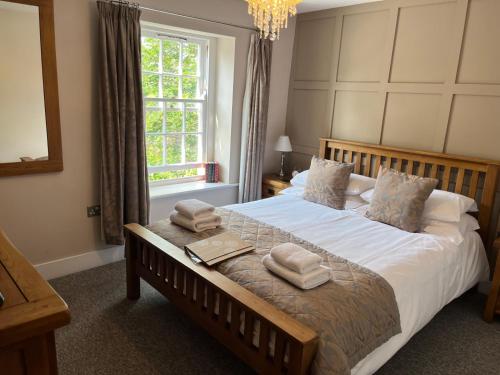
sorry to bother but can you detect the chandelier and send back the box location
[246,0,302,40]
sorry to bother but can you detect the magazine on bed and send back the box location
[184,232,254,266]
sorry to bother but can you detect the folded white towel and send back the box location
[170,211,222,233]
[270,242,322,274]
[174,199,215,220]
[262,255,331,290]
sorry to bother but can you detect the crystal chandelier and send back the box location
[246,0,302,40]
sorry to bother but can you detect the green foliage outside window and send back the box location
[141,34,205,182]
[149,169,200,182]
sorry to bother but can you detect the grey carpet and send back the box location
[50,261,500,375]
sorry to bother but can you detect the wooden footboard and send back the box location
[124,224,319,374]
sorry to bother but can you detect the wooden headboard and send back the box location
[319,138,500,253]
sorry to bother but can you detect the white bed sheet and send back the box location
[225,195,489,375]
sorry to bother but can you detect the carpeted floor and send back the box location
[50,261,500,375]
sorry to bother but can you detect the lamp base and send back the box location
[277,152,289,181]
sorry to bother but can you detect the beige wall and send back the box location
[286,0,500,171]
[263,17,296,175]
[0,0,294,265]
[0,4,48,163]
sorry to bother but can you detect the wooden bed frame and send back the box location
[125,139,500,374]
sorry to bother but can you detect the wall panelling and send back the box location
[286,0,500,163]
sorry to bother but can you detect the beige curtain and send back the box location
[239,34,273,203]
[97,1,149,245]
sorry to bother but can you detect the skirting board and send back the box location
[35,245,124,280]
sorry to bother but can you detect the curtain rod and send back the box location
[106,0,258,32]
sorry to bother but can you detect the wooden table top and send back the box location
[0,229,70,347]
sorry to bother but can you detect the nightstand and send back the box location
[262,174,291,199]
[484,237,500,322]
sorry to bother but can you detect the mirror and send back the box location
[0,0,62,176]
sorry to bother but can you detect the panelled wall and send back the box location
[286,0,500,169]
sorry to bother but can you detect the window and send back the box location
[141,30,210,184]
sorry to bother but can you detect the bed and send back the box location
[124,139,500,374]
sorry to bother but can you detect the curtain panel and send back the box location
[239,34,273,203]
[97,1,149,245]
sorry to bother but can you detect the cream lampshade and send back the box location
[274,136,292,152]
[274,136,292,178]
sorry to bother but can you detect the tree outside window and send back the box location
[141,32,208,183]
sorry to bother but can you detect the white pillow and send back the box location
[422,214,480,245]
[280,186,367,210]
[345,195,369,210]
[290,170,308,187]
[361,188,478,223]
[423,189,478,222]
[291,169,376,196]
[360,188,374,202]
[279,186,304,197]
[345,174,376,195]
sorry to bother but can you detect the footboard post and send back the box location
[125,230,140,300]
[289,338,319,375]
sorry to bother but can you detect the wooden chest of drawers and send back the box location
[0,229,70,374]
[262,174,291,199]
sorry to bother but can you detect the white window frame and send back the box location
[141,26,215,186]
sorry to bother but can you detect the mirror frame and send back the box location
[0,0,63,177]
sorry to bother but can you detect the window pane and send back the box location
[163,40,180,74]
[166,103,182,133]
[141,37,160,72]
[185,103,201,132]
[185,134,200,163]
[182,42,199,76]
[163,76,179,99]
[149,168,201,181]
[166,135,182,164]
[145,107,163,133]
[144,99,161,109]
[182,77,198,99]
[146,135,163,166]
[143,73,160,98]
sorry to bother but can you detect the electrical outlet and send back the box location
[87,205,101,217]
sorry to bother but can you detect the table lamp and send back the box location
[274,135,292,179]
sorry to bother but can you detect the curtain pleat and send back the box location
[97,1,149,245]
[239,34,273,203]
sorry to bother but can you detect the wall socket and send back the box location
[87,205,101,217]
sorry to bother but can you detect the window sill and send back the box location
[150,181,239,200]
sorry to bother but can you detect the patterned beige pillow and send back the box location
[366,167,438,232]
[303,156,354,210]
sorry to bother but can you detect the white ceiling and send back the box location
[297,0,382,13]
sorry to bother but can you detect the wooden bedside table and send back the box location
[262,174,291,199]
[484,237,500,322]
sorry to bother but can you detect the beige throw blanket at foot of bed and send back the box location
[147,208,401,375]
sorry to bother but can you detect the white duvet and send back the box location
[225,195,489,375]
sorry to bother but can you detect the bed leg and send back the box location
[125,232,140,300]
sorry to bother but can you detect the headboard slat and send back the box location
[319,138,500,256]
[442,167,451,190]
[469,171,479,199]
[417,163,425,177]
[395,159,402,172]
[374,156,381,177]
[408,160,415,175]
[430,164,438,179]
[365,154,372,177]
[455,169,465,194]
[354,154,361,174]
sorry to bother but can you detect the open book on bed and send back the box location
[184,232,254,266]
